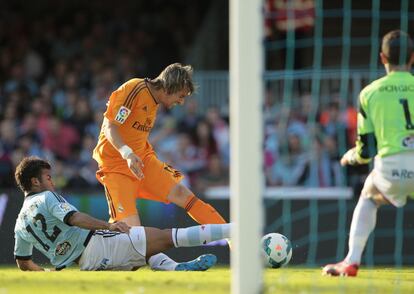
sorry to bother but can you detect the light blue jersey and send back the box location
[14,190,93,270]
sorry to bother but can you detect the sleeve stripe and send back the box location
[122,83,140,108]
[125,83,145,109]
[124,82,145,109]
[63,211,77,226]
[359,106,367,119]
[126,86,146,110]
[15,255,32,260]
[51,191,65,203]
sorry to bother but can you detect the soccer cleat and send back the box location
[175,254,217,271]
[322,261,359,277]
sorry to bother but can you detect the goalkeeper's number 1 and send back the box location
[399,98,414,130]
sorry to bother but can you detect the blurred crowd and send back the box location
[0,1,367,196]
[0,1,221,194]
[263,89,367,189]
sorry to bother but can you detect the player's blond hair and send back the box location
[153,63,195,95]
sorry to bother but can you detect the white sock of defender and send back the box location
[148,253,178,271]
[171,224,231,247]
[345,197,378,265]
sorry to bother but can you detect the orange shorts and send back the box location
[96,154,184,222]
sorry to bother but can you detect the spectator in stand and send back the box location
[264,0,315,69]
[195,154,229,196]
[39,117,80,160]
[150,116,180,162]
[169,132,206,186]
[67,97,93,137]
[192,119,218,161]
[344,101,358,146]
[85,110,104,140]
[177,99,201,136]
[307,136,344,187]
[4,62,39,96]
[263,85,280,127]
[205,106,230,166]
[319,101,349,156]
[267,131,309,186]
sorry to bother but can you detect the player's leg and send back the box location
[167,183,227,224]
[137,155,229,270]
[97,171,141,224]
[139,156,227,225]
[324,153,414,277]
[323,172,388,277]
[145,223,231,270]
[145,223,231,255]
[344,173,387,266]
[98,171,184,271]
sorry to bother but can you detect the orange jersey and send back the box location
[93,78,159,175]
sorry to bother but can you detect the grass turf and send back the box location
[0,266,413,294]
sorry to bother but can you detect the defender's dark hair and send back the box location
[15,156,51,193]
[382,30,413,66]
[151,63,195,95]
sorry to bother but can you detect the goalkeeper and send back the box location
[13,156,229,271]
[323,30,414,277]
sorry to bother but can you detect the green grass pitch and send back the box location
[1,266,413,294]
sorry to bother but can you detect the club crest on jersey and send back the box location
[55,241,71,256]
[115,106,131,124]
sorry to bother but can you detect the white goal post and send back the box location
[230,0,264,293]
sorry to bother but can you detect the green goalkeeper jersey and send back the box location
[356,71,414,163]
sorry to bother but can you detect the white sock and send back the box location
[148,253,178,271]
[172,224,231,247]
[345,197,378,265]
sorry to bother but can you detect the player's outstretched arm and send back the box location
[16,258,52,271]
[67,211,130,233]
[103,118,144,179]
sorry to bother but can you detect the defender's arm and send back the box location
[67,211,130,233]
[16,258,49,271]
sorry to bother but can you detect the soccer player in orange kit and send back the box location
[93,63,228,271]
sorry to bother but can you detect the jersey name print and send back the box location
[357,71,414,160]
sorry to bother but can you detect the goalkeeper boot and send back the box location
[175,254,217,271]
[322,260,359,277]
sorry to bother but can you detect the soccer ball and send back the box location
[261,233,292,268]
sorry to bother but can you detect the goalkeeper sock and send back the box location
[345,197,378,265]
[171,224,231,247]
[184,195,227,224]
[148,253,178,271]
